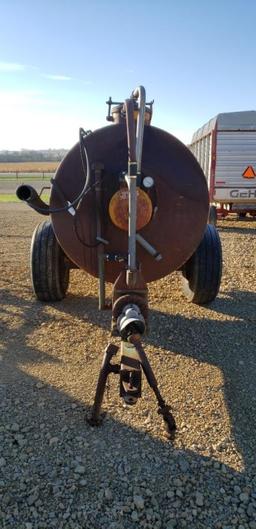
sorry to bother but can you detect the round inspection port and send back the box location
[109,187,153,231]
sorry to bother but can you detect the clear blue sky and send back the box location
[0,0,255,149]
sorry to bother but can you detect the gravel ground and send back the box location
[0,203,256,529]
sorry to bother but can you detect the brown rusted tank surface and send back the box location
[50,123,209,283]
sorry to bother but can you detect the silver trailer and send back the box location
[190,111,256,220]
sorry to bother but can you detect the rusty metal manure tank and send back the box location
[17,86,222,434]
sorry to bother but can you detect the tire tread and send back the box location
[30,221,69,301]
[181,224,222,304]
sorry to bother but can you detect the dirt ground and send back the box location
[0,203,256,529]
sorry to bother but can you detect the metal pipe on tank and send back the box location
[125,98,137,272]
[16,185,50,215]
[132,86,146,174]
[136,233,162,261]
[125,87,147,277]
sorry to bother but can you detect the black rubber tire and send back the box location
[238,212,246,219]
[30,220,70,301]
[181,224,222,304]
[208,205,217,226]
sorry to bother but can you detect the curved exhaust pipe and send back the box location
[16,185,50,215]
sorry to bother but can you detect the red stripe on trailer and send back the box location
[209,125,217,201]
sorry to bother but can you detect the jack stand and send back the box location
[87,335,176,438]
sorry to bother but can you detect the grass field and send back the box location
[0,193,49,203]
[0,162,55,197]
[0,161,59,173]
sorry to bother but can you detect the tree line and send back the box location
[0,149,68,163]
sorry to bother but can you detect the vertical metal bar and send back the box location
[124,88,146,274]
[98,253,106,310]
[93,162,105,309]
[128,174,137,271]
[125,99,138,272]
[132,86,146,173]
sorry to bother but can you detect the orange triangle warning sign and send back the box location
[242,165,256,178]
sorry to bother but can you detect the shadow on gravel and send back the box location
[218,225,256,235]
[147,301,256,474]
[209,290,256,320]
[1,288,256,528]
[0,290,61,385]
[54,290,256,473]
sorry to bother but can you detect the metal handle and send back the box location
[125,99,137,164]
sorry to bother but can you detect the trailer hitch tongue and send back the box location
[117,303,146,340]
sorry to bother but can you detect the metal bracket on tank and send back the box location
[106,95,154,123]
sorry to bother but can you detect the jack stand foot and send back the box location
[86,411,106,427]
[158,405,176,439]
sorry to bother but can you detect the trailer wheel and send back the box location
[181,224,222,304]
[208,205,217,226]
[238,212,246,219]
[30,220,70,301]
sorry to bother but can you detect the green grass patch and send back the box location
[0,193,49,203]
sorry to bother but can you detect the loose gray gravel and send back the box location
[0,204,256,529]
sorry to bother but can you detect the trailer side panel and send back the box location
[190,112,256,209]
[214,131,256,203]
